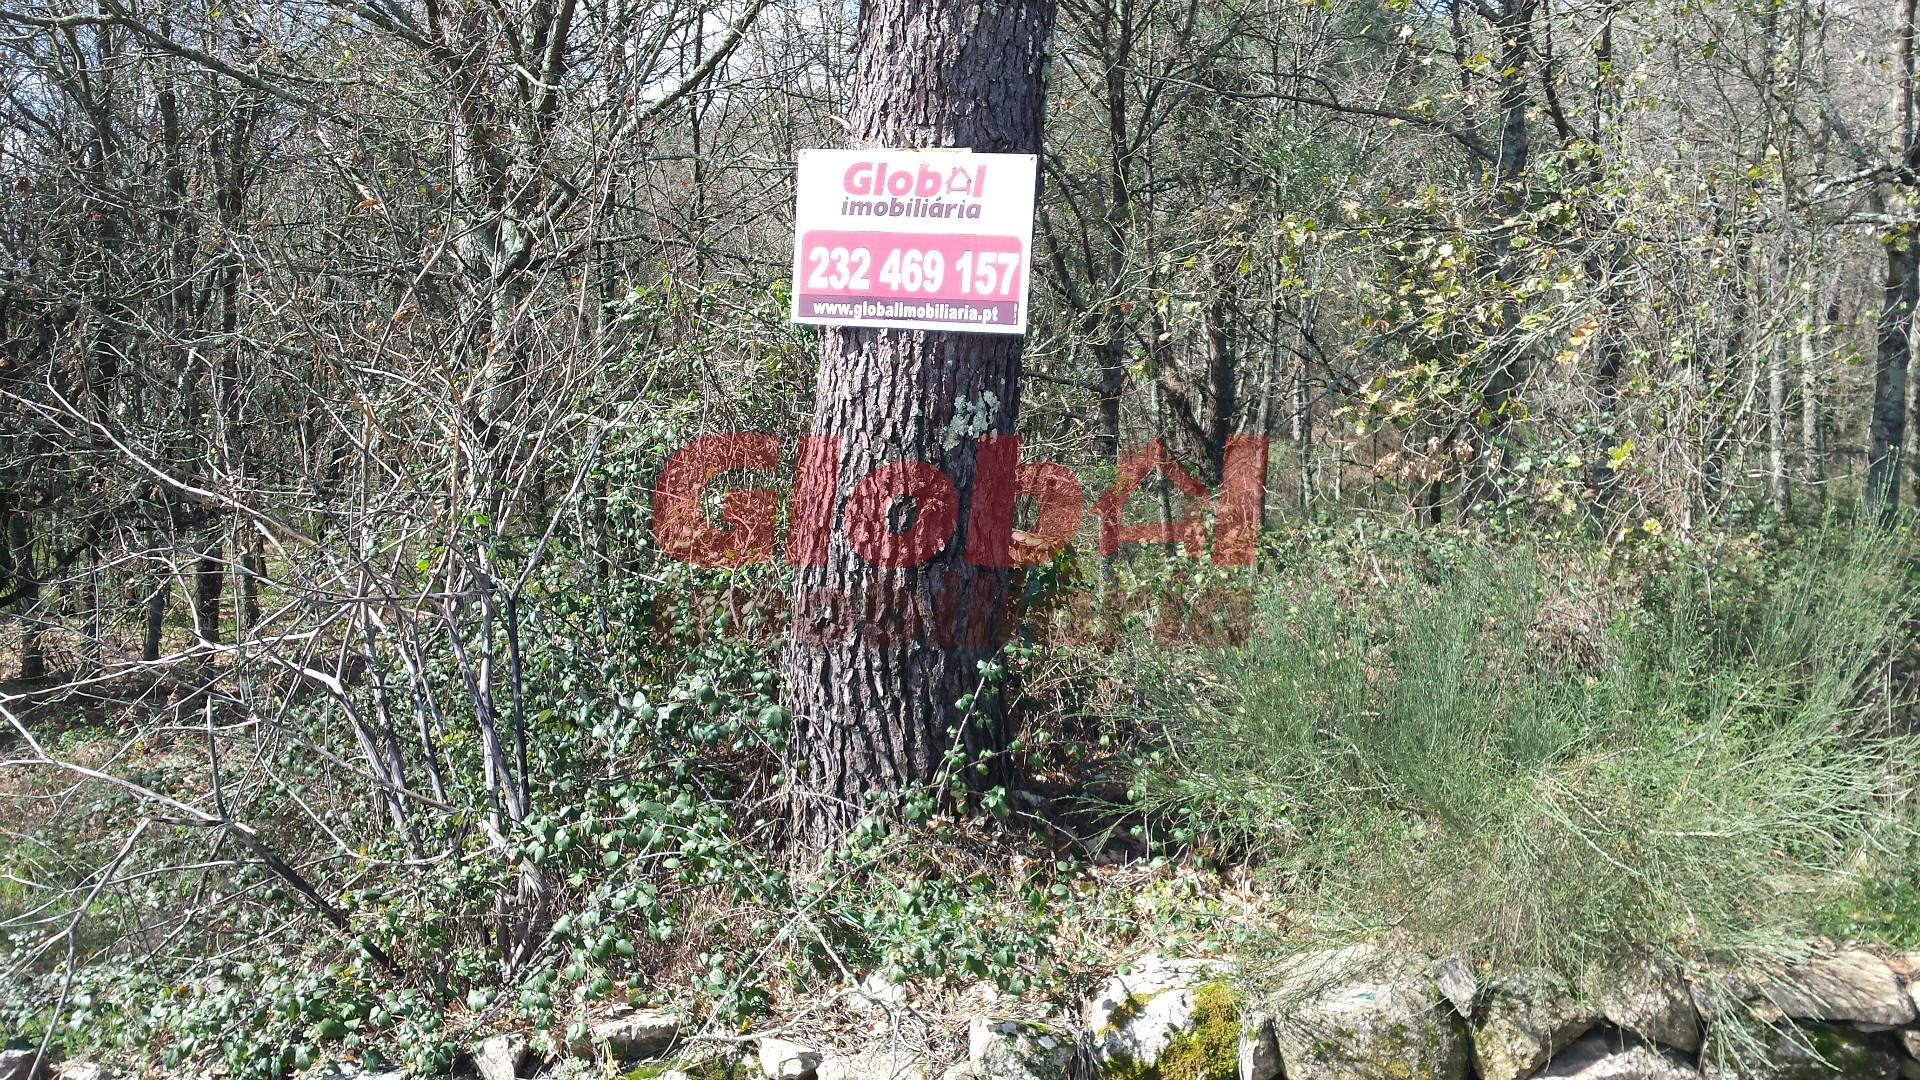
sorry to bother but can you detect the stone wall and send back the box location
[23,943,1920,1080]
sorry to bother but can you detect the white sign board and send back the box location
[790,148,1037,335]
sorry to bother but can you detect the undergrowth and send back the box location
[1127,517,1920,977]
[7,510,1920,1076]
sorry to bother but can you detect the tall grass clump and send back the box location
[1131,522,1920,973]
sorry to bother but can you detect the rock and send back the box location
[857,972,910,1011]
[1536,1030,1700,1079]
[1473,970,1601,1080]
[567,1005,682,1060]
[475,1034,527,1080]
[1083,957,1235,1022]
[1882,952,1920,982]
[1432,957,1476,1020]
[760,1039,824,1080]
[1593,955,1704,1053]
[1884,953,1920,1022]
[1753,949,1917,1026]
[0,1051,38,1080]
[1902,1029,1920,1060]
[1236,1012,1281,1080]
[1702,1021,1907,1080]
[51,1065,104,1080]
[1264,944,1471,1080]
[968,1018,1082,1080]
[1084,956,1239,1078]
[818,1050,929,1080]
[1085,957,1234,1062]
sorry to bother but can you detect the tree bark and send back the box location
[5,505,43,681]
[1768,332,1789,514]
[1801,293,1826,485]
[781,0,1054,848]
[143,568,169,663]
[1868,239,1919,519]
[1870,0,1920,520]
[1468,0,1538,514]
[192,529,224,646]
[1092,2,1134,475]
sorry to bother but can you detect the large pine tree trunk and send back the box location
[781,0,1054,848]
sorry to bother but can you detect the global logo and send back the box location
[842,160,987,199]
[651,434,1269,569]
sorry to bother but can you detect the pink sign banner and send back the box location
[790,150,1038,335]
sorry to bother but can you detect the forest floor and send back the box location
[4,517,1920,1077]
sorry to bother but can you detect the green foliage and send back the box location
[1812,836,1920,949]
[1127,520,1920,975]
[12,434,1920,1079]
[807,828,1063,996]
[0,952,452,1079]
[0,475,1078,1072]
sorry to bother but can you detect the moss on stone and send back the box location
[1103,981,1240,1080]
[1284,1007,1465,1080]
[1359,1021,1423,1080]
[1791,1025,1887,1078]
[1706,1020,1899,1080]
[626,1051,748,1080]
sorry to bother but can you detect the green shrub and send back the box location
[1129,521,1920,974]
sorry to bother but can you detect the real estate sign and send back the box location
[790,149,1037,335]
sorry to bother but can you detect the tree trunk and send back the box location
[1203,292,1238,483]
[81,546,101,673]
[239,537,263,631]
[781,0,1054,849]
[1292,303,1315,510]
[5,507,43,681]
[1699,234,1751,519]
[143,579,168,662]
[1907,324,1920,507]
[1801,297,1825,485]
[1096,337,1124,469]
[1468,0,1537,514]
[192,529,224,646]
[1093,7,1133,476]
[1872,0,1920,520]
[1867,240,1918,519]
[1769,333,1789,514]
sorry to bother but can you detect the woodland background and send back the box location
[6,0,1920,1075]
